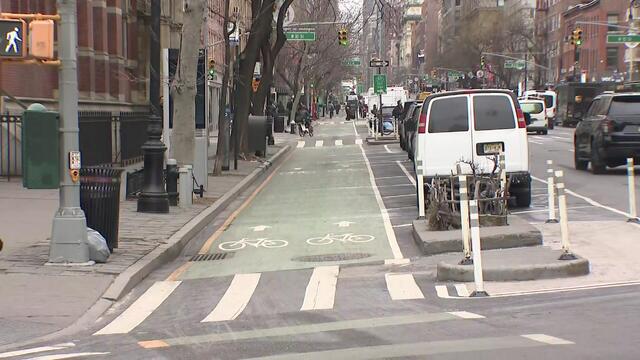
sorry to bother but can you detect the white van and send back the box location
[413,89,531,207]
[519,98,548,135]
[523,90,557,127]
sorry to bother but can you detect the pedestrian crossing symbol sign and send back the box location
[0,19,26,58]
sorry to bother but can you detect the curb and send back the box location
[366,137,399,145]
[436,254,590,282]
[0,144,291,353]
[412,217,542,256]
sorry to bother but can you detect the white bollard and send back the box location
[394,118,399,139]
[469,199,488,297]
[555,171,576,260]
[374,116,379,140]
[627,158,639,223]
[546,160,558,223]
[458,175,472,264]
[499,152,507,196]
[179,165,193,208]
[417,160,426,219]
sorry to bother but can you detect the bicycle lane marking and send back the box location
[353,120,404,260]
[301,266,339,310]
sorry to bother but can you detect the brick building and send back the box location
[560,0,629,82]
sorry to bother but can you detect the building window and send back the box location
[606,47,618,69]
[455,0,460,6]
[608,14,619,32]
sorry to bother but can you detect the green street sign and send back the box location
[373,74,387,95]
[344,57,361,66]
[285,32,316,41]
[515,60,526,70]
[607,34,640,43]
[504,60,515,69]
[357,84,365,94]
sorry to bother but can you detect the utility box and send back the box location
[22,104,59,189]
[248,115,268,157]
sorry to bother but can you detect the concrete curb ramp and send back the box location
[436,247,590,282]
[412,216,542,256]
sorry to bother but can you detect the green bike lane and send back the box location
[180,136,399,279]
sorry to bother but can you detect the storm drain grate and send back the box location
[189,252,234,262]
[292,253,372,262]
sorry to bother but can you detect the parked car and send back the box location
[523,90,557,128]
[399,100,419,150]
[519,98,548,135]
[405,103,423,160]
[414,89,531,207]
[574,92,640,174]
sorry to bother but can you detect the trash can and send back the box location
[274,115,285,133]
[248,115,268,156]
[80,167,124,252]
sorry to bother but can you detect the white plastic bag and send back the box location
[87,228,110,263]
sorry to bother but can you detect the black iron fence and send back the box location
[1,111,149,178]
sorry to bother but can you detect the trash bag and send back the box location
[87,228,110,263]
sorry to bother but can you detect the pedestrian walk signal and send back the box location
[0,19,26,58]
[338,29,348,46]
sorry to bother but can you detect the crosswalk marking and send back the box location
[301,266,339,310]
[202,273,261,322]
[385,273,424,300]
[0,343,75,359]
[448,311,485,319]
[315,140,324,147]
[355,138,363,145]
[94,281,181,335]
[297,141,305,148]
[26,352,110,360]
[335,139,343,146]
[454,283,470,297]
[522,334,574,345]
[435,285,450,298]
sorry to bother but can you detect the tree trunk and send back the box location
[234,0,276,154]
[252,43,272,116]
[171,0,206,166]
[213,1,232,176]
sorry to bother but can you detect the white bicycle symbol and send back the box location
[306,233,375,246]
[218,238,289,251]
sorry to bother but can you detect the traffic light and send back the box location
[207,59,215,80]
[480,55,486,68]
[338,29,348,46]
[571,28,583,46]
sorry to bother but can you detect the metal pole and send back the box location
[458,175,472,264]
[49,0,89,263]
[546,160,558,223]
[233,36,240,170]
[627,158,639,223]
[524,53,528,92]
[555,171,577,260]
[469,200,488,297]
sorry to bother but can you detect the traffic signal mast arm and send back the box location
[480,51,551,71]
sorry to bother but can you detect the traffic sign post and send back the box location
[373,74,387,95]
[0,19,26,58]
[369,59,389,67]
[285,31,316,41]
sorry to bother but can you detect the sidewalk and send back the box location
[0,142,290,348]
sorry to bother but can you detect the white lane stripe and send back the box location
[385,273,425,300]
[384,145,394,153]
[315,140,324,147]
[94,281,180,335]
[301,266,339,310]
[521,334,574,345]
[353,121,403,260]
[454,284,470,297]
[396,161,417,187]
[0,343,75,359]
[435,285,450,298]
[382,193,414,199]
[448,311,485,319]
[392,223,413,228]
[549,136,570,140]
[202,273,261,322]
[25,353,110,360]
[528,139,544,145]
[297,141,305,148]
[335,139,343,146]
[355,138,363,145]
[384,258,410,265]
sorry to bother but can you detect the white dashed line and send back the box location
[315,140,324,147]
[297,141,305,148]
[335,139,343,146]
[521,334,574,345]
[385,273,425,300]
[0,343,75,359]
[202,273,261,322]
[301,266,339,310]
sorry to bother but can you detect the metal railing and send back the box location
[0,114,22,180]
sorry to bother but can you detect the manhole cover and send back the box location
[292,253,371,262]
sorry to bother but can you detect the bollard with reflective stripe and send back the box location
[458,175,472,265]
[417,160,426,219]
[555,171,577,260]
[374,117,379,140]
[627,158,640,223]
[499,152,507,195]
[469,200,489,297]
[546,160,558,223]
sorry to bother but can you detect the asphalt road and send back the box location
[2,119,639,359]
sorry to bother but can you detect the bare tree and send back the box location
[212,0,233,175]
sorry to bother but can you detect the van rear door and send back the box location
[422,94,473,176]
[470,93,528,173]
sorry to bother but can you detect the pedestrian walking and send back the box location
[335,102,341,115]
[328,102,334,118]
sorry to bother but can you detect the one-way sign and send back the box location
[369,59,390,67]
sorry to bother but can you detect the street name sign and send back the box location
[373,74,387,94]
[369,59,390,67]
[344,57,361,66]
[285,31,316,41]
[0,19,26,58]
[607,34,640,49]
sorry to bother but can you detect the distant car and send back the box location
[399,100,419,150]
[519,99,548,135]
[405,103,422,160]
[574,92,640,174]
[414,89,531,207]
[524,90,557,128]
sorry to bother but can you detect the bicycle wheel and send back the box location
[218,240,246,251]
[306,236,334,245]
[261,239,289,248]
[347,234,375,243]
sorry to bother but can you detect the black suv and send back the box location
[574,93,640,174]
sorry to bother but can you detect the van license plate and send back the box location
[483,143,503,154]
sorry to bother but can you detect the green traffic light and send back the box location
[576,40,582,46]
